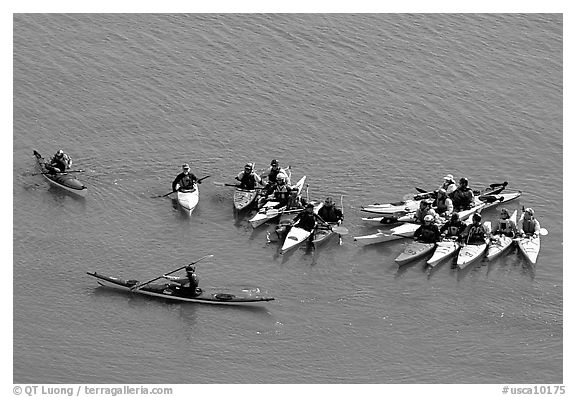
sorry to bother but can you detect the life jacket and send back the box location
[318,206,341,223]
[415,208,436,223]
[417,224,439,243]
[179,174,195,190]
[295,211,316,232]
[453,187,474,209]
[443,221,464,237]
[466,223,486,244]
[442,181,456,196]
[273,185,291,204]
[496,218,515,236]
[435,196,451,215]
[239,172,256,190]
[521,218,538,234]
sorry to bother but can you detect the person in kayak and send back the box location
[415,199,438,223]
[290,203,328,232]
[440,213,467,241]
[461,213,487,245]
[235,162,263,190]
[441,174,457,197]
[518,208,541,237]
[162,265,201,296]
[48,149,72,173]
[286,190,306,210]
[267,173,292,208]
[172,163,200,192]
[492,208,517,238]
[414,214,441,243]
[452,177,475,211]
[262,159,290,196]
[318,197,343,224]
[433,188,454,219]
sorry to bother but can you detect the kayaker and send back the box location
[414,214,441,243]
[235,162,263,190]
[286,190,306,210]
[440,213,467,241]
[441,174,457,197]
[290,203,328,232]
[49,149,72,173]
[461,213,487,245]
[318,197,343,224]
[433,188,454,219]
[162,265,201,296]
[268,173,292,208]
[492,208,517,237]
[452,177,475,211]
[518,208,541,237]
[172,164,200,192]
[415,199,438,224]
[262,159,290,196]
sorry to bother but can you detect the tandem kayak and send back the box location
[87,272,275,305]
[249,175,306,228]
[486,209,518,261]
[233,187,258,211]
[177,186,199,214]
[427,238,460,268]
[33,150,87,196]
[395,241,435,266]
[517,234,541,265]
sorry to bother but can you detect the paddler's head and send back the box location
[500,208,510,219]
[472,212,482,224]
[56,149,64,158]
[524,208,534,218]
[276,173,287,185]
[324,197,334,207]
[244,163,254,173]
[186,265,196,274]
[182,164,190,174]
[424,214,434,224]
[459,177,469,187]
[305,203,314,212]
[450,213,459,222]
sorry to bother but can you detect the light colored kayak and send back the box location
[427,239,460,267]
[395,241,435,266]
[486,210,518,261]
[353,229,403,245]
[457,242,488,269]
[249,176,306,228]
[233,188,258,211]
[517,234,541,265]
[311,222,341,245]
[360,199,421,216]
[281,226,312,253]
[177,186,199,214]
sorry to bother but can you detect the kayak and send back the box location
[280,201,323,253]
[87,272,274,305]
[457,241,488,269]
[353,229,404,245]
[517,234,541,265]
[249,175,306,228]
[311,223,339,245]
[33,150,87,196]
[486,209,518,261]
[360,199,421,216]
[233,187,258,211]
[427,239,460,267]
[395,241,435,266]
[480,191,522,211]
[361,216,403,225]
[177,186,199,214]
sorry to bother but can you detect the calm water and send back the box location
[12,13,563,385]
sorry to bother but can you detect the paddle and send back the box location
[130,254,214,291]
[489,181,508,189]
[213,182,241,187]
[339,195,344,245]
[153,175,211,198]
[479,195,505,204]
[39,169,85,175]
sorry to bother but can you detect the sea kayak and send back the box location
[480,191,522,211]
[486,209,518,261]
[311,223,339,245]
[249,175,306,228]
[280,201,323,253]
[360,199,421,216]
[87,272,274,305]
[517,234,541,265]
[33,150,87,196]
[177,186,199,214]
[233,187,258,211]
[426,239,460,268]
[395,241,435,266]
[353,229,404,245]
[457,241,488,269]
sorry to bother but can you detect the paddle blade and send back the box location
[539,228,548,236]
[332,226,349,235]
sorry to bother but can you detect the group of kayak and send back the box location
[355,175,546,268]
[33,150,545,305]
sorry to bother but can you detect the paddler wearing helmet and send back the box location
[268,172,292,208]
[49,149,73,173]
[518,207,541,237]
[492,208,517,238]
[172,163,200,192]
[413,214,441,243]
[162,265,201,297]
[462,212,487,245]
[452,177,475,211]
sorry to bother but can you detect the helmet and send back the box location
[56,149,64,157]
[324,197,334,206]
[500,208,510,217]
[473,212,481,222]
[525,208,534,215]
[276,173,287,183]
[459,177,468,185]
[185,265,195,273]
[270,159,279,166]
[444,174,454,181]
[244,162,254,170]
[182,163,190,170]
[306,203,314,209]
[424,214,434,222]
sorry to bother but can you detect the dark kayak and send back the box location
[33,150,87,196]
[87,272,275,305]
